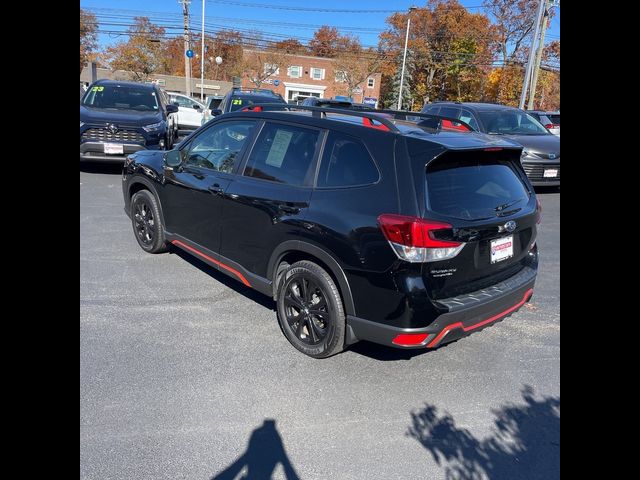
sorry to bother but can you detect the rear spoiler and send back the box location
[236,104,476,133]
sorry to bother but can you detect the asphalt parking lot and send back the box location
[80,163,559,480]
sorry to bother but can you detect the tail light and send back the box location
[377,214,464,263]
[535,197,542,224]
[544,123,558,129]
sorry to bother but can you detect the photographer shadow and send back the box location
[211,419,299,480]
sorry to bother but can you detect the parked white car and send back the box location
[168,92,205,133]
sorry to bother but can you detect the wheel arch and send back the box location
[127,176,166,227]
[268,240,356,317]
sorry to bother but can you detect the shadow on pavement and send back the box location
[170,247,276,311]
[211,419,300,480]
[408,385,560,479]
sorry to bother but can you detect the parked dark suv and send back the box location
[422,102,560,186]
[212,88,287,117]
[122,106,539,358]
[80,80,179,162]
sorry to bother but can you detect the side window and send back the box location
[243,123,319,186]
[317,131,379,188]
[438,106,461,119]
[458,109,479,130]
[183,121,257,173]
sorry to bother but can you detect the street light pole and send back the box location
[179,0,192,97]
[519,0,545,109]
[397,6,417,110]
[200,0,205,101]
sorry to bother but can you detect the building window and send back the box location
[367,77,375,88]
[288,66,302,78]
[335,71,347,83]
[311,67,325,80]
[264,63,279,76]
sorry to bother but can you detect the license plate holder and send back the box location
[491,235,514,264]
[104,143,124,155]
[543,168,558,178]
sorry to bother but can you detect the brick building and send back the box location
[241,49,382,106]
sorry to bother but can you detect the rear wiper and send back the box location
[495,199,523,212]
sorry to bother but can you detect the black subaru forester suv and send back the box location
[122,106,540,358]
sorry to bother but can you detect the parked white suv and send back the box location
[168,92,205,133]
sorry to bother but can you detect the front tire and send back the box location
[276,261,346,358]
[130,190,168,253]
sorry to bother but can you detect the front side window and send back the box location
[82,84,159,111]
[173,95,194,108]
[317,131,379,188]
[458,109,479,131]
[183,121,257,172]
[243,123,319,186]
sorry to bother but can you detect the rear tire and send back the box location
[130,190,168,253]
[276,261,345,358]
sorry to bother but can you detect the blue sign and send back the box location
[363,97,378,106]
[273,79,280,86]
[186,49,194,58]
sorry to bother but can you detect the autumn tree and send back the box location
[482,0,539,64]
[242,49,289,88]
[333,39,385,100]
[80,8,98,74]
[101,17,165,81]
[308,26,341,58]
[274,39,306,55]
[380,0,497,108]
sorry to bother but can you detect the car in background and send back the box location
[527,110,560,136]
[422,102,560,186]
[168,92,206,134]
[201,95,225,125]
[212,88,287,117]
[80,80,179,162]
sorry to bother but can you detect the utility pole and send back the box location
[397,6,417,110]
[200,0,205,101]
[519,0,545,109]
[528,0,557,110]
[180,0,192,97]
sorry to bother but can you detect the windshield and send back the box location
[81,85,159,112]
[207,98,222,109]
[478,109,550,135]
[229,95,285,111]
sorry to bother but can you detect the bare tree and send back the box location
[242,49,288,88]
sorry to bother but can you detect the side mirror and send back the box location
[211,109,223,116]
[166,104,179,114]
[164,149,182,168]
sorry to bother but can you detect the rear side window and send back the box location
[317,131,379,188]
[243,123,319,186]
[426,152,530,221]
[548,114,560,124]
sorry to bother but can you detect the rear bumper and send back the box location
[346,267,536,349]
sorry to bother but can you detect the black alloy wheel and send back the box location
[277,261,345,358]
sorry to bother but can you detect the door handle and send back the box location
[208,184,224,195]
[278,204,301,214]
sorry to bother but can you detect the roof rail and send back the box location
[355,107,476,132]
[236,103,402,133]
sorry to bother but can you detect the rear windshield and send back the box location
[548,114,560,124]
[426,152,530,221]
[229,95,285,111]
[82,84,159,111]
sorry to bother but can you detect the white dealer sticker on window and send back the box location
[265,130,293,167]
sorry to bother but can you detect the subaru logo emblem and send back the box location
[548,153,556,159]
[107,124,119,134]
[504,221,517,233]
